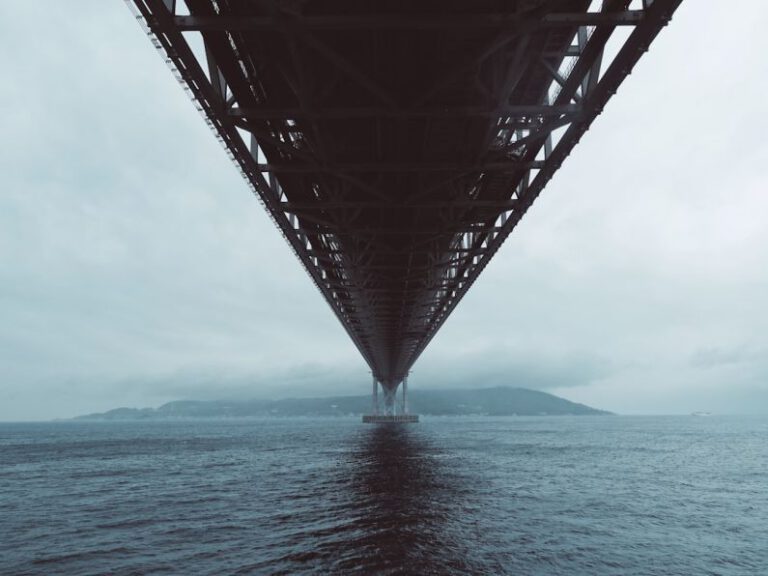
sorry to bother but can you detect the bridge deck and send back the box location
[128,0,681,388]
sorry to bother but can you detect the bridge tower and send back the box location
[401,375,409,415]
[371,374,379,416]
[364,376,417,423]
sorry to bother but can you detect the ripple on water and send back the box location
[1,417,767,575]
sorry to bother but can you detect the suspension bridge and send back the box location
[127,0,681,421]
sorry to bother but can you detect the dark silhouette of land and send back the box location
[75,387,610,420]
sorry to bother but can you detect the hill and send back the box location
[75,387,609,420]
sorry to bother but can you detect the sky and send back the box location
[1,2,767,420]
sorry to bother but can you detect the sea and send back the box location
[1,416,766,575]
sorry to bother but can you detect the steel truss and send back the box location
[126,0,682,391]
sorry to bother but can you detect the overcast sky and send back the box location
[1,2,767,420]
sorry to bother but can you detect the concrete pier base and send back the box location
[362,414,419,423]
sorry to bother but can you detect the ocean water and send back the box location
[1,416,766,575]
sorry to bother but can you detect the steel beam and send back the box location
[229,104,580,120]
[171,12,644,32]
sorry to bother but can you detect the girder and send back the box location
[126,0,682,388]
[171,11,646,32]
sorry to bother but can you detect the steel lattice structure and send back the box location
[127,0,681,394]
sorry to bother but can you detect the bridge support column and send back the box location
[372,375,379,415]
[401,375,408,415]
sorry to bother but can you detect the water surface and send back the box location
[1,416,766,574]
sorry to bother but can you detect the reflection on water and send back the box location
[340,424,479,574]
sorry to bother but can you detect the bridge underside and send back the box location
[129,0,681,390]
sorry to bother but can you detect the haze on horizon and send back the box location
[1,2,767,421]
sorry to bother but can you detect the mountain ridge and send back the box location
[75,386,611,420]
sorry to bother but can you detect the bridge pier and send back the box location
[363,377,418,423]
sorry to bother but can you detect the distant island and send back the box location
[75,387,610,420]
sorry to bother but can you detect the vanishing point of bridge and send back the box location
[127,0,681,420]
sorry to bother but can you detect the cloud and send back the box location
[416,347,613,391]
[689,346,755,369]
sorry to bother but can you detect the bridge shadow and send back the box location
[333,423,479,574]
